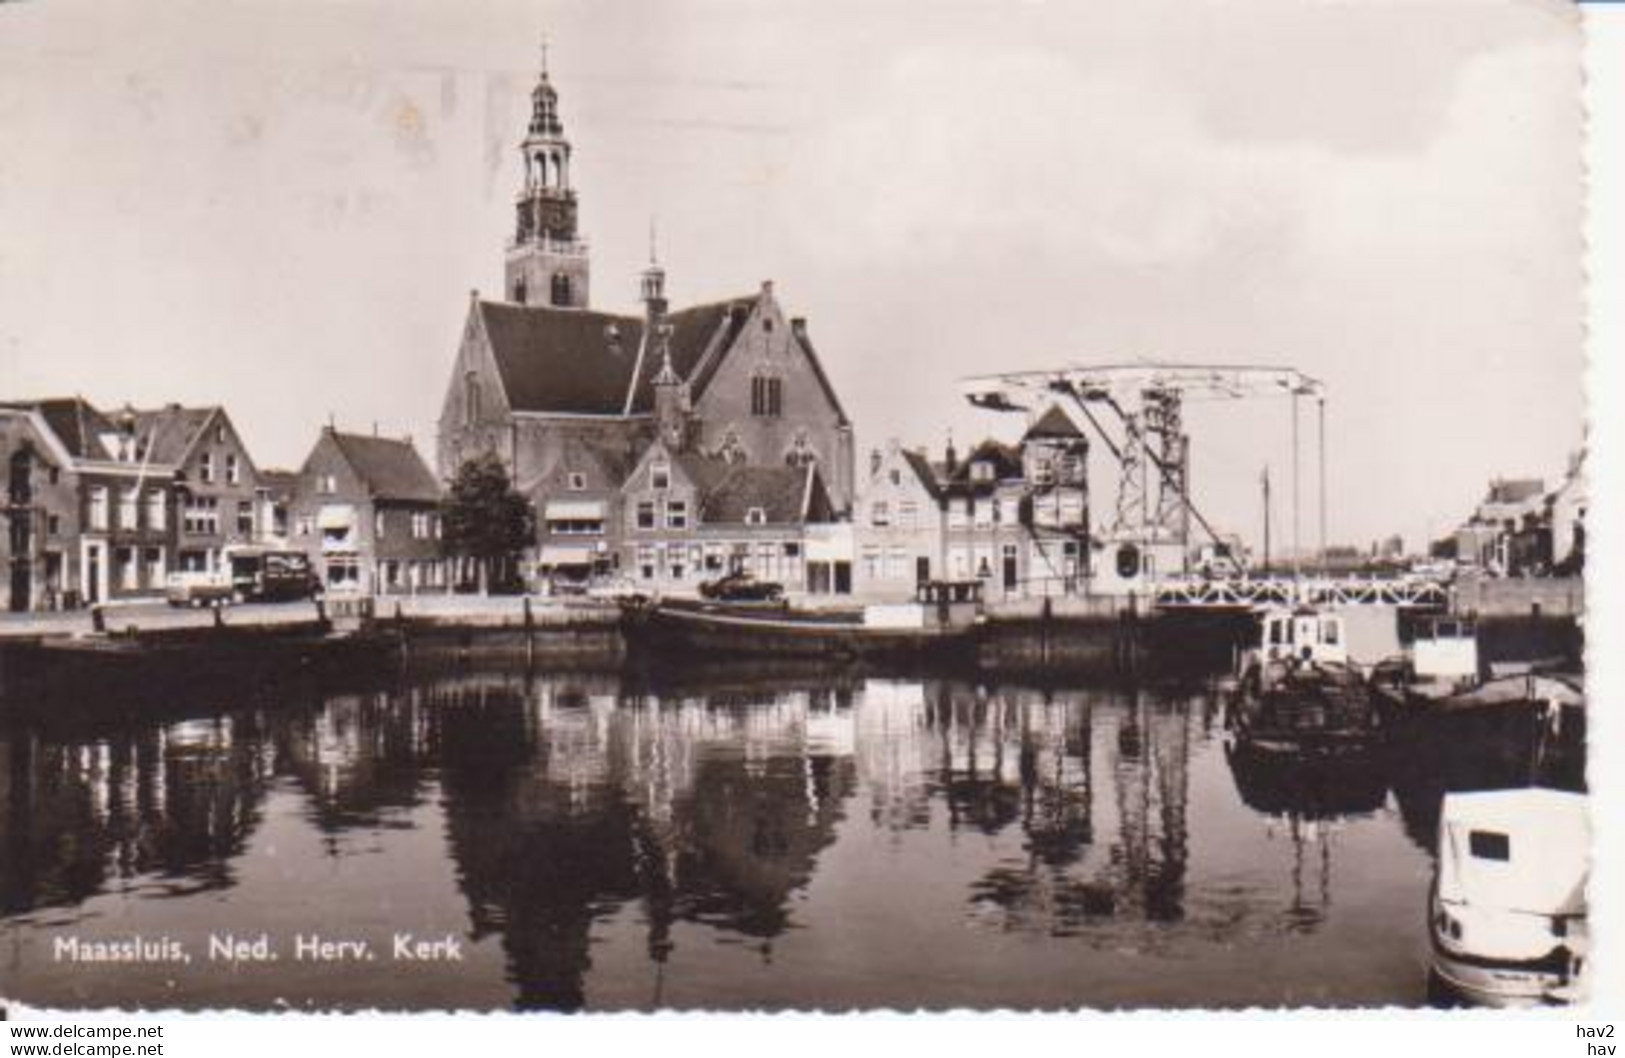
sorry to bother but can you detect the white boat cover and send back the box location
[1437,788,1588,917]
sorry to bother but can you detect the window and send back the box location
[898,500,918,529]
[375,510,386,537]
[666,499,688,530]
[297,515,314,537]
[1469,830,1510,861]
[513,277,528,304]
[182,496,220,535]
[546,518,604,536]
[412,512,433,539]
[47,514,61,536]
[889,468,901,486]
[750,375,783,417]
[651,462,670,490]
[465,372,481,424]
[226,454,240,485]
[146,489,166,531]
[550,272,572,307]
[636,501,656,530]
[199,452,214,484]
[786,433,817,469]
[48,466,60,485]
[568,472,587,491]
[971,461,994,483]
[320,473,337,495]
[215,424,226,445]
[870,501,890,527]
[118,487,138,530]
[88,486,108,530]
[746,507,767,526]
[117,546,138,591]
[237,501,254,536]
[143,547,163,586]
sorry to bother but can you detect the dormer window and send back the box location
[746,507,767,526]
[568,472,587,491]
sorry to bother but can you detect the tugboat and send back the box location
[1224,606,1381,754]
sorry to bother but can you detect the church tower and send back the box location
[506,43,590,309]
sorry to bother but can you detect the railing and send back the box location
[1152,575,1449,611]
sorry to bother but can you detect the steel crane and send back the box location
[959,363,1327,575]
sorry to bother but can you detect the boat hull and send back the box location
[621,602,977,662]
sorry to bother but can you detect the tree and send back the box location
[441,453,535,593]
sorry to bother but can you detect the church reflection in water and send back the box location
[2,662,1569,1010]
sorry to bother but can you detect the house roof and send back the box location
[700,464,827,525]
[1024,404,1085,441]
[258,469,300,497]
[900,448,943,500]
[1484,478,1546,505]
[128,405,217,466]
[328,431,441,503]
[941,439,1024,494]
[2,398,116,460]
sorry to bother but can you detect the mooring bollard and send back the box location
[523,596,536,665]
[90,604,106,634]
[213,603,225,629]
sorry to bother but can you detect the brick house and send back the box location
[288,428,446,594]
[620,437,836,592]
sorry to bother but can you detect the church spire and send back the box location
[506,36,590,309]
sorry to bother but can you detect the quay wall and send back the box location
[1451,576,1583,618]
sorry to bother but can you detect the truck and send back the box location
[166,548,320,606]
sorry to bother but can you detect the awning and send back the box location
[538,545,595,567]
[545,500,606,521]
[317,505,355,529]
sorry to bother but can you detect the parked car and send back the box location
[165,570,235,608]
[698,570,784,602]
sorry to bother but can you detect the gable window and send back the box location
[665,499,689,530]
[786,433,817,469]
[745,507,767,526]
[568,472,587,491]
[465,371,481,424]
[636,500,656,530]
[651,461,670,490]
[320,473,337,495]
[237,501,254,535]
[750,375,783,418]
[226,454,240,485]
[199,452,214,484]
[718,430,747,465]
[870,501,890,528]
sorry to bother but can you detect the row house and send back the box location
[620,438,836,592]
[852,405,1091,601]
[287,428,447,594]
[2,399,267,610]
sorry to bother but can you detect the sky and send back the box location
[0,0,1585,554]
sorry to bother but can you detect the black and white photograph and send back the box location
[0,0,1606,1020]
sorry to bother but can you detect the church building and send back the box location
[435,51,856,582]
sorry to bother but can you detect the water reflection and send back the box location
[0,666,1584,1010]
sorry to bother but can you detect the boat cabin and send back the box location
[1255,607,1348,667]
[1413,615,1480,683]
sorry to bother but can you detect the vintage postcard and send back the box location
[0,0,1597,1015]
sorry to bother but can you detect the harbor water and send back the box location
[0,660,1584,1011]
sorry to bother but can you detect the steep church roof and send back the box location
[475,290,850,426]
